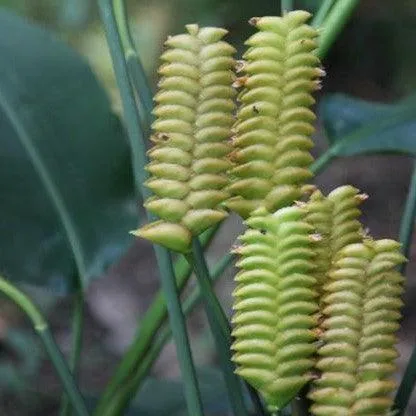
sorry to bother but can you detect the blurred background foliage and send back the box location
[1,0,416,415]
[5,0,416,106]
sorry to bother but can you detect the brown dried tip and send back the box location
[356,193,369,202]
[235,60,246,73]
[361,227,371,238]
[232,76,248,88]
[230,244,242,254]
[318,67,327,77]
[248,17,259,26]
[228,149,239,163]
[314,80,323,91]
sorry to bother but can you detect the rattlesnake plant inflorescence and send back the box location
[130,10,407,414]
[231,205,319,412]
[226,11,323,218]
[309,239,406,415]
[135,24,236,252]
[304,186,366,294]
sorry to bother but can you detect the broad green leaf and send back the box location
[0,11,137,292]
[319,93,416,156]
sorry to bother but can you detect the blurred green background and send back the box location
[1,0,416,415]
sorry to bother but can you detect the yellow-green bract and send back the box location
[226,11,323,218]
[231,205,319,411]
[309,239,406,415]
[133,24,236,252]
[304,185,366,294]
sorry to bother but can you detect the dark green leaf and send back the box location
[0,11,137,292]
[319,93,416,156]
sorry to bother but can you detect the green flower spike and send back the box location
[226,11,323,218]
[304,185,366,294]
[309,239,406,415]
[231,205,319,412]
[133,24,236,252]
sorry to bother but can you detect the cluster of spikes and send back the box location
[134,10,406,416]
[232,185,405,414]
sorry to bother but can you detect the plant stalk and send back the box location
[113,0,153,128]
[60,284,85,416]
[317,0,360,59]
[281,0,293,14]
[312,0,336,28]
[93,225,219,415]
[187,238,249,416]
[99,251,236,416]
[99,1,204,414]
[0,276,89,416]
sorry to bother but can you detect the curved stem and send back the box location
[317,0,360,59]
[0,276,89,416]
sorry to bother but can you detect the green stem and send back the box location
[152,247,204,416]
[398,160,416,272]
[93,225,219,416]
[99,1,204,415]
[392,160,416,416]
[281,0,293,14]
[311,0,336,28]
[114,0,153,130]
[0,276,89,416]
[188,238,249,416]
[99,252,236,416]
[99,0,148,198]
[60,285,85,416]
[310,147,336,175]
[317,0,360,59]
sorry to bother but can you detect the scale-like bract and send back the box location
[226,11,323,218]
[135,24,236,252]
[232,206,318,411]
[304,186,365,293]
[309,240,406,415]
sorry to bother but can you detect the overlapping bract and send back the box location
[226,11,322,218]
[304,186,365,293]
[231,206,318,411]
[135,24,236,252]
[309,239,405,415]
